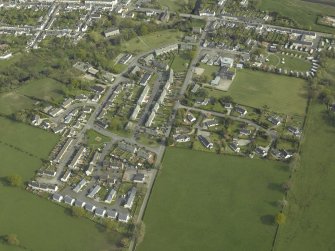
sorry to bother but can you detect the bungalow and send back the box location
[220,101,233,109]
[255,147,267,157]
[106,209,118,219]
[229,142,240,153]
[28,181,58,193]
[175,134,191,143]
[75,94,88,102]
[64,195,75,206]
[105,189,117,203]
[268,116,281,126]
[133,173,145,183]
[152,60,169,71]
[91,94,101,103]
[280,149,292,159]
[287,126,301,136]
[53,124,66,134]
[154,44,179,56]
[95,120,108,129]
[192,27,202,34]
[204,119,219,128]
[195,98,209,106]
[63,114,73,124]
[87,185,101,198]
[110,160,124,170]
[143,53,154,65]
[198,135,213,149]
[32,115,42,126]
[220,57,234,68]
[187,113,196,123]
[86,164,95,176]
[235,106,247,116]
[52,193,63,202]
[118,212,131,223]
[95,208,106,217]
[130,105,141,120]
[240,128,252,136]
[124,187,137,209]
[75,199,86,208]
[211,76,221,86]
[137,148,153,161]
[87,67,99,76]
[104,27,120,37]
[49,108,64,118]
[73,179,87,193]
[85,203,96,213]
[119,54,133,64]
[38,169,56,177]
[137,85,150,105]
[82,107,93,114]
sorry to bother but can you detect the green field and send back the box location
[227,69,307,115]
[256,0,335,33]
[266,53,311,72]
[275,103,335,250]
[0,117,122,250]
[138,148,289,251]
[120,30,183,54]
[86,129,111,150]
[170,53,190,72]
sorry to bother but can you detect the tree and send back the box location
[71,207,85,217]
[277,199,288,209]
[119,237,130,248]
[6,175,22,187]
[4,234,20,246]
[275,212,286,225]
[104,220,118,231]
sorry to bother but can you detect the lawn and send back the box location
[255,0,335,33]
[275,103,335,250]
[86,129,111,150]
[227,69,307,115]
[120,30,183,54]
[266,53,311,72]
[170,53,190,73]
[198,63,220,81]
[0,92,34,115]
[0,117,123,250]
[138,148,289,251]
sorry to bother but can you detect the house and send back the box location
[255,147,267,157]
[106,209,118,219]
[175,134,191,143]
[220,57,234,68]
[220,101,233,109]
[104,27,120,37]
[38,169,56,177]
[191,84,200,93]
[95,120,108,129]
[52,193,63,202]
[268,116,281,126]
[49,108,64,118]
[75,94,88,102]
[145,111,156,127]
[204,119,219,128]
[124,187,137,209]
[139,73,152,86]
[91,85,105,94]
[152,60,169,71]
[118,212,130,223]
[192,27,202,34]
[54,139,73,164]
[82,107,93,113]
[240,128,252,136]
[32,115,42,126]
[187,113,196,123]
[143,53,154,65]
[280,149,292,159]
[118,141,137,153]
[28,181,58,193]
[154,44,179,56]
[287,126,301,136]
[229,142,240,153]
[75,199,86,208]
[87,67,99,76]
[73,179,87,193]
[133,173,145,183]
[137,85,150,105]
[53,124,67,134]
[62,98,73,109]
[95,208,106,217]
[130,105,141,120]
[86,164,95,176]
[137,148,153,161]
[85,203,96,213]
[235,106,247,116]
[110,159,124,170]
[198,135,213,149]
[105,189,117,203]
[119,54,133,64]
[61,170,71,182]
[68,146,86,170]
[195,98,209,106]
[64,195,75,206]
[159,11,170,22]
[211,76,221,86]
[87,185,101,198]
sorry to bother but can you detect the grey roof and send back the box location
[118,212,130,222]
[85,203,96,212]
[74,199,86,208]
[64,195,75,205]
[52,193,63,202]
[106,209,118,219]
[95,208,106,217]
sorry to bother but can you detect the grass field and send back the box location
[256,0,335,33]
[274,104,335,250]
[138,148,289,251]
[227,69,307,115]
[17,78,67,104]
[0,117,123,250]
[120,30,183,54]
[170,53,190,72]
[266,53,311,72]
[86,129,111,150]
